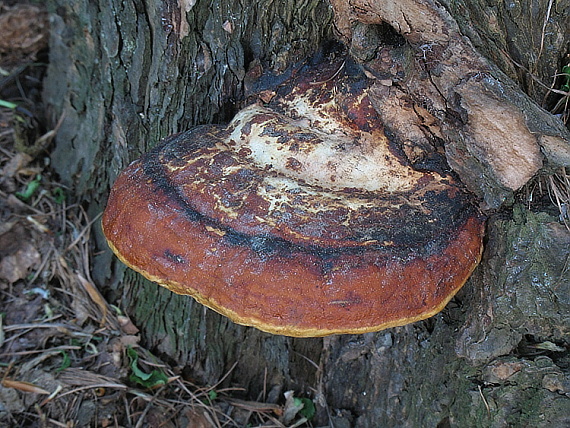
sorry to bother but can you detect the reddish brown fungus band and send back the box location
[102,59,485,337]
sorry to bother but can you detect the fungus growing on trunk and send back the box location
[102,59,485,337]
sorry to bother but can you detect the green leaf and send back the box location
[561,65,570,92]
[0,99,18,109]
[208,390,218,401]
[126,347,169,389]
[56,351,71,372]
[16,175,42,201]
[52,187,66,204]
[297,397,316,420]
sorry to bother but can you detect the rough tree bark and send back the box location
[43,0,570,426]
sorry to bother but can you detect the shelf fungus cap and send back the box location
[102,60,485,337]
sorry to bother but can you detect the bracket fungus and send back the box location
[102,59,485,337]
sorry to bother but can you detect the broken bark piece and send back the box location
[330,0,570,209]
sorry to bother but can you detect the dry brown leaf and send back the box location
[2,379,50,395]
[0,242,40,283]
[57,368,127,390]
[184,408,214,428]
[77,273,108,326]
[0,223,41,283]
[119,335,140,347]
[118,315,139,335]
[0,152,33,178]
[0,4,49,56]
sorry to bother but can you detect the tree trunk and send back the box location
[43,0,570,426]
